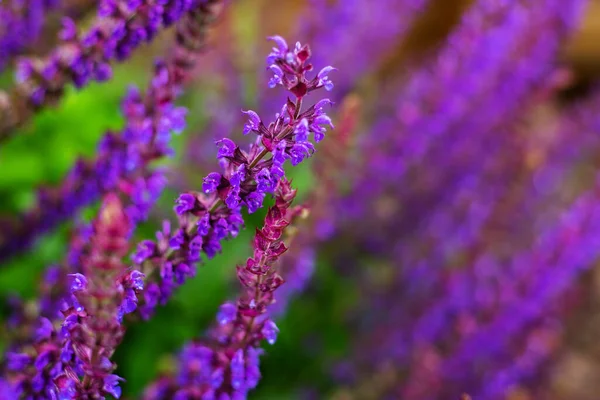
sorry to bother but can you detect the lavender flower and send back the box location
[0,0,225,263]
[329,82,600,398]
[142,179,301,399]
[2,195,143,399]
[0,7,227,396]
[0,62,174,262]
[0,0,224,142]
[345,0,586,226]
[134,35,335,319]
[437,177,600,398]
[55,194,143,398]
[3,1,598,399]
[269,94,360,317]
[320,0,589,398]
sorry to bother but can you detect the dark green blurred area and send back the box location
[0,31,353,400]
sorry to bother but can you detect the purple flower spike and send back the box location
[0,0,227,261]
[135,35,334,398]
[141,181,301,398]
[11,195,146,399]
[1,0,214,138]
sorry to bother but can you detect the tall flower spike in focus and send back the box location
[142,179,303,399]
[132,35,335,319]
[1,0,599,399]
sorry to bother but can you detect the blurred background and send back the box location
[3,0,600,398]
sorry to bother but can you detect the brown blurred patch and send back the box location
[376,0,474,81]
[543,265,600,400]
[562,1,600,78]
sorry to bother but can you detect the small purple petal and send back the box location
[174,193,196,215]
[261,320,279,345]
[203,172,222,194]
[267,35,288,52]
[68,273,88,292]
[217,303,236,325]
[216,138,236,158]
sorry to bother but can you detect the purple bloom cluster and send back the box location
[4,0,600,398]
[0,27,335,396]
[0,4,226,397]
[267,94,360,317]
[297,0,429,96]
[142,179,301,399]
[0,0,225,263]
[3,194,144,399]
[132,35,335,319]
[56,194,144,398]
[345,0,587,227]
[16,0,194,103]
[321,0,591,398]
[438,177,600,397]
[0,0,223,142]
[331,84,600,398]
[0,0,62,72]
[0,61,178,262]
